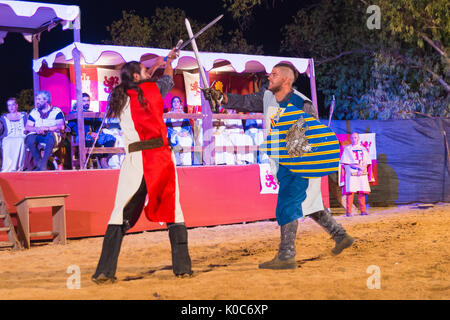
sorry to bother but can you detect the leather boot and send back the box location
[92,224,126,284]
[259,219,298,270]
[331,233,355,255]
[309,210,354,255]
[168,223,193,277]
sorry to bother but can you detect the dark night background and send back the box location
[0,0,320,113]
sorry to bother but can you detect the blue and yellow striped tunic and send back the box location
[259,94,340,178]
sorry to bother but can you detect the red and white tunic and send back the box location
[108,81,184,225]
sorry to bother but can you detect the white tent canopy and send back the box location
[0,0,80,44]
[33,42,311,76]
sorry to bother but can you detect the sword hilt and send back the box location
[175,39,184,51]
[164,40,184,61]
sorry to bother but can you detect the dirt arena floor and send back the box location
[0,203,449,300]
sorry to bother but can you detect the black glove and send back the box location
[201,87,223,113]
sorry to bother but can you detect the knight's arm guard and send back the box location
[156,75,175,98]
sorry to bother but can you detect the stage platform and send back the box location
[0,165,329,242]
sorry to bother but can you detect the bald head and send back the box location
[350,132,360,146]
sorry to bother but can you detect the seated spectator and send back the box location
[25,90,65,171]
[165,96,194,166]
[68,93,116,168]
[244,114,267,164]
[213,116,233,165]
[102,117,124,169]
[67,92,91,140]
[0,98,27,172]
[222,109,254,165]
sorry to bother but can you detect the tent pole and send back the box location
[200,69,214,165]
[73,16,81,42]
[32,34,40,94]
[308,59,319,117]
[73,18,86,169]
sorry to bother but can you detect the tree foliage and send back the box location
[378,0,449,93]
[220,29,263,54]
[148,7,224,52]
[282,0,378,119]
[16,88,34,112]
[281,0,449,119]
[379,0,449,57]
[104,7,262,54]
[359,51,449,119]
[222,0,262,30]
[104,10,153,47]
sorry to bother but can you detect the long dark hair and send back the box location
[107,61,148,118]
[170,96,183,111]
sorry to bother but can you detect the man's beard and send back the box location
[268,83,282,94]
[37,103,51,119]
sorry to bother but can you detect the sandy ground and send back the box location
[0,203,449,300]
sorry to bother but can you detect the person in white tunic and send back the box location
[214,109,254,165]
[212,117,233,165]
[340,132,372,216]
[165,96,194,166]
[103,117,125,169]
[25,91,65,171]
[244,115,266,163]
[0,98,27,172]
[225,110,254,165]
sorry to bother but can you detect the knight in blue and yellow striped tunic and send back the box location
[259,93,340,226]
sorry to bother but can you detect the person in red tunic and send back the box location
[92,48,193,284]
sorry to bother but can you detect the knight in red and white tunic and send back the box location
[92,50,192,284]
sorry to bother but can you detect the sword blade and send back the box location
[178,14,223,51]
[185,17,217,112]
[185,18,209,89]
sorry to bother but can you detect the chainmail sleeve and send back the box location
[302,101,319,119]
[156,75,175,98]
[224,89,265,113]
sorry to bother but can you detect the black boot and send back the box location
[92,224,126,284]
[309,210,354,255]
[168,223,193,277]
[259,219,298,270]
